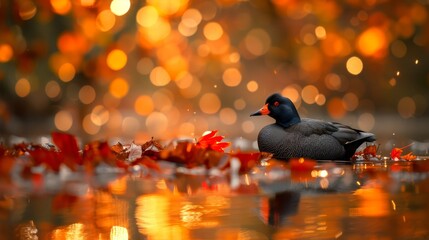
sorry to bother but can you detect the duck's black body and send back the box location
[251,93,376,160]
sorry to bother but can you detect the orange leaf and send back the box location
[402,152,416,161]
[390,143,414,160]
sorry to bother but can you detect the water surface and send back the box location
[2,160,429,240]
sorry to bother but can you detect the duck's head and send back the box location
[250,93,301,128]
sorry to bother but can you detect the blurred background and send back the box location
[1,0,429,149]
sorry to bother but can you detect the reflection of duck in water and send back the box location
[251,93,376,160]
[267,190,301,226]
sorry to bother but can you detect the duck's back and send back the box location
[257,120,347,160]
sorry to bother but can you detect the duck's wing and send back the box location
[300,118,375,145]
[298,118,338,136]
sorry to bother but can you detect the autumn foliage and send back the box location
[0,131,426,182]
[0,131,232,176]
[390,144,416,161]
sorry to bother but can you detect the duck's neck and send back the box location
[276,116,301,128]
[273,103,302,128]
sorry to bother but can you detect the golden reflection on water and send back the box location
[133,191,271,240]
[51,223,86,240]
[3,163,429,239]
[351,188,390,217]
[135,194,182,239]
[109,226,128,240]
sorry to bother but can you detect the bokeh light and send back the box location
[96,10,116,32]
[343,93,359,111]
[135,95,154,116]
[150,66,171,86]
[346,56,363,75]
[15,78,31,97]
[110,0,131,16]
[199,93,221,114]
[109,78,129,99]
[1,0,429,142]
[219,108,237,125]
[356,27,388,58]
[246,80,258,92]
[0,44,13,62]
[107,49,128,71]
[301,85,319,104]
[324,74,342,91]
[315,94,326,106]
[55,110,73,131]
[51,0,71,15]
[234,98,246,110]
[136,6,159,28]
[148,0,189,16]
[178,122,195,137]
[182,8,202,28]
[58,63,76,82]
[91,105,110,126]
[242,120,255,134]
[282,85,301,104]
[138,18,171,47]
[222,68,242,87]
[244,29,271,57]
[79,85,96,104]
[179,77,201,98]
[358,112,375,132]
[83,114,100,135]
[145,112,168,137]
[122,116,140,135]
[45,81,61,99]
[203,22,223,41]
[315,26,327,40]
[18,0,37,20]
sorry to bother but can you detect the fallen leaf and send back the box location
[196,130,230,152]
[390,148,403,161]
[29,147,63,172]
[128,142,142,161]
[390,143,414,161]
[51,132,82,169]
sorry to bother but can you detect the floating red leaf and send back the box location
[363,144,378,157]
[51,132,82,169]
[390,148,403,160]
[196,130,230,152]
[29,147,63,172]
[131,156,161,171]
[231,152,261,174]
[390,143,415,161]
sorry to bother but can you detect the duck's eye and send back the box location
[274,101,279,107]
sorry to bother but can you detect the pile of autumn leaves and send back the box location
[352,143,417,161]
[0,131,231,176]
[0,131,423,178]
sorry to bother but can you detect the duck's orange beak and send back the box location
[250,103,270,116]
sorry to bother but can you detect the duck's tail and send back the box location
[344,132,376,159]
